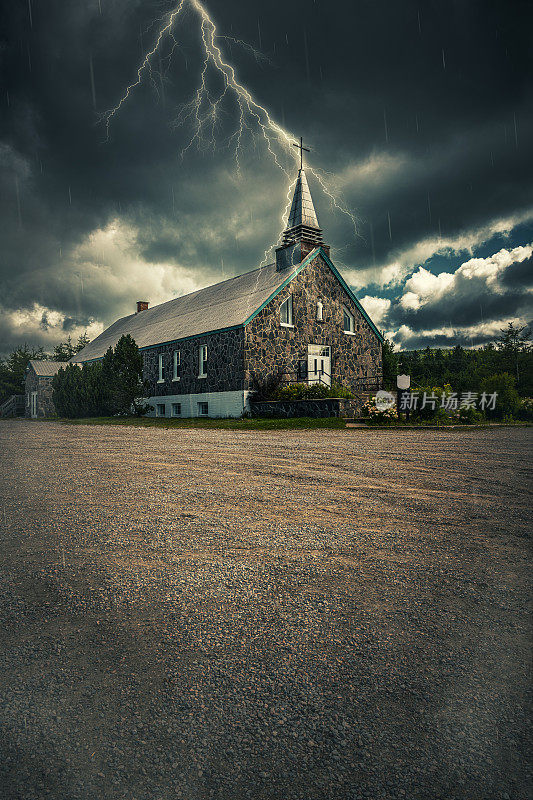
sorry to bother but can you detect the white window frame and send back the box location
[157,353,165,382]
[197,401,209,416]
[198,345,208,378]
[343,305,355,335]
[156,403,166,417]
[280,294,293,327]
[171,402,181,417]
[172,350,181,381]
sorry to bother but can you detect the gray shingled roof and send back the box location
[287,169,320,230]
[71,260,292,363]
[29,360,68,377]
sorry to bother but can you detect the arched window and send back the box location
[316,300,323,321]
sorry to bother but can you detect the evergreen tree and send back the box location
[0,344,47,403]
[495,323,532,391]
[76,332,91,352]
[111,334,145,414]
[51,335,145,418]
[381,338,398,389]
[53,335,76,362]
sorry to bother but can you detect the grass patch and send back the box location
[61,415,347,431]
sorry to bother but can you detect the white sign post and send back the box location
[396,375,411,419]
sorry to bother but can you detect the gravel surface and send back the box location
[0,420,531,800]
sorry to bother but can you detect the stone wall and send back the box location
[25,372,57,418]
[141,327,245,399]
[244,252,382,392]
[249,397,362,419]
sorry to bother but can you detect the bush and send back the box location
[516,397,533,421]
[248,370,285,401]
[479,373,520,419]
[451,406,486,425]
[362,398,398,425]
[274,382,353,401]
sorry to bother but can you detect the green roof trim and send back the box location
[243,249,318,325]
[243,247,384,343]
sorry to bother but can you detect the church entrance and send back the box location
[308,345,331,387]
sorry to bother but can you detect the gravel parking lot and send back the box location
[0,420,531,800]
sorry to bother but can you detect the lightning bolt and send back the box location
[100,0,361,256]
[100,0,189,139]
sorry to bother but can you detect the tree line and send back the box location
[383,323,533,397]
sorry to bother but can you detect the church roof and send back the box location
[287,169,320,230]
[71,261,292,362]
[71,247,384,363]
[28,360,69,377]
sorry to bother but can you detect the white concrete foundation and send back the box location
[144,390,252,419]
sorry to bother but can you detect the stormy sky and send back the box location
[1,0,532,355]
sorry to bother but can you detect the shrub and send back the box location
[248,370,285,401]
[516,397,533,421]
[362,398,398,425]
[274,382,353,401]
[479,373,520,419]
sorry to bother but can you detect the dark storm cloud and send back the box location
[1,0,532,353]
[500,255,533,289]
[379,245,533,346]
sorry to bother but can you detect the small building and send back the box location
[25,360,67,418]
[71,167,384,418]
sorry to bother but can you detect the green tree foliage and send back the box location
[110,334,145,414]
[53,333,91,361]
[52,334,146,418]
[479,373,520,419]
[495,323,532,390]
[397,326,532,397]
[0,344,47,403]
[382,338,399,390]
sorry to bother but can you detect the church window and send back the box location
[156,403,166,416]
[173,350,181,381]
[280,295,293,326]
[316,300,323,321]
[158,353,165,382]
[171,403,181,416]
[198,402,209,416]
[199,345,208,377]
[343,306,355,334]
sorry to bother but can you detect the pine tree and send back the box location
[112,335,145,414]
[0,344,47,403]
[53,336,76,362]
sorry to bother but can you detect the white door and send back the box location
[30,392,38,418]
[308,345,331,386]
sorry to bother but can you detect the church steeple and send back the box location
[281,168,323,248]
[276,137,328,270]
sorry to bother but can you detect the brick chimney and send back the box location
[136,301,149,314]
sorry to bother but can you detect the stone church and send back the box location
[68,165,383,418]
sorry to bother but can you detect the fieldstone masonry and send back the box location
[24,373,57,418]
[244,252,382,392]
[142,327,245,398]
